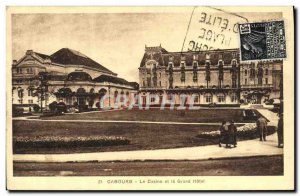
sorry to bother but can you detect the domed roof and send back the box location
[67,71,92,81]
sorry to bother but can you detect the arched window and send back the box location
[265,68,268,75]
[77,88,86,94]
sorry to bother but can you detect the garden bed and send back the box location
[13,135,130,149]
[197,124,276,141]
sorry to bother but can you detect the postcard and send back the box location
[6,6,294,191]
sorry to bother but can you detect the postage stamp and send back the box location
[239,21,286,61]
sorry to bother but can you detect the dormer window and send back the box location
[205,53,210,60]
[169,56,173,61]
[193,54,198,60]
[193,61,198,68]
[232,52,237,59]
[180,55,186,61]
[219,53,224,59]
[180,61,185,67]
[168,62,173,68]
[218,60,224,67]
[232,60,237,66]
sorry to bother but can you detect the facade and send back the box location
[12,48,138,110]
[139,45,283,106]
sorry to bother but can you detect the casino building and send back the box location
[12,48,138,110]
[139,45,282,106]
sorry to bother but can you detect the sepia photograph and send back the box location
[6,6,294,191]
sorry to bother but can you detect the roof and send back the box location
[93,75,130,86]
[140,47,239,67]
[34,52,52,60]
[50,48,116,75]
[25,48,116,75]
[67,71,92,82]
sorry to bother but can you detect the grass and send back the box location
[14,155,283,176]
[13,121,221,154]
[13,109,269,154]
[39,108,259,123]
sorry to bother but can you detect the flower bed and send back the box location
[13,136,130,149]
[197,123,261,139]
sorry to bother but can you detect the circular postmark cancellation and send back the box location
[238,21,286,61]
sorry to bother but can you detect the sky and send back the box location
[12,12,192,82]
[11,8,282,82]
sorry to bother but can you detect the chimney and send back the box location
[12,60,17,66]
[26,50,33,55]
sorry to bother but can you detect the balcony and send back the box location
[241,84,273,89]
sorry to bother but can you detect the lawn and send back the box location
[13,121,221,154]
[39,108,261,123]
[13,109,270,154]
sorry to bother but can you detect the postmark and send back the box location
[239,21,286,61]
[182,7,249,52]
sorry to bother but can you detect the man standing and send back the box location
[257,116,268,141]
[229,120,237,147]
[277,113,283,148]
[219,121,228,147]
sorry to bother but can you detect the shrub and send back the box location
[33,105,40,112]
[12,106,24,117]
[73,101,78,108]
[57,102,67,113]
[88,100,94,108]
[49,101,58,111]
[95,102,100,109]
[13,135,130,149]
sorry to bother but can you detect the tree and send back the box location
[32,72,50,113]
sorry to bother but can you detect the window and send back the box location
[205,95,212,103]
[250,68,255,78]
[150,96,156,103]
[17,68,22,74]
[265,78,268,84]
[17,89,23,98]
[159,81,161,87]
[193,62,198,67]
[142,80,145,87]
[181,62,185,67]
[245,79,247,85]
[231,94,237,102]
[265,69,268,75]
[28,89,33,96]
[142,97,147,105]
[159,73,161,78]
[194,95,199,103]
[217,94,225,103]
[245,69,248,76]
[28,100,33,104]
[66,97,72,105]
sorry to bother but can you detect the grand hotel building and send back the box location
[12,48,138,110]
[139,45,282,106]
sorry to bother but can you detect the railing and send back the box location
[241,84,273,88]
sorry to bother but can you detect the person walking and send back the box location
[257,116,268,141]
[277,113,283,148]
[228,120,237,147]
[219,121,228,147]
